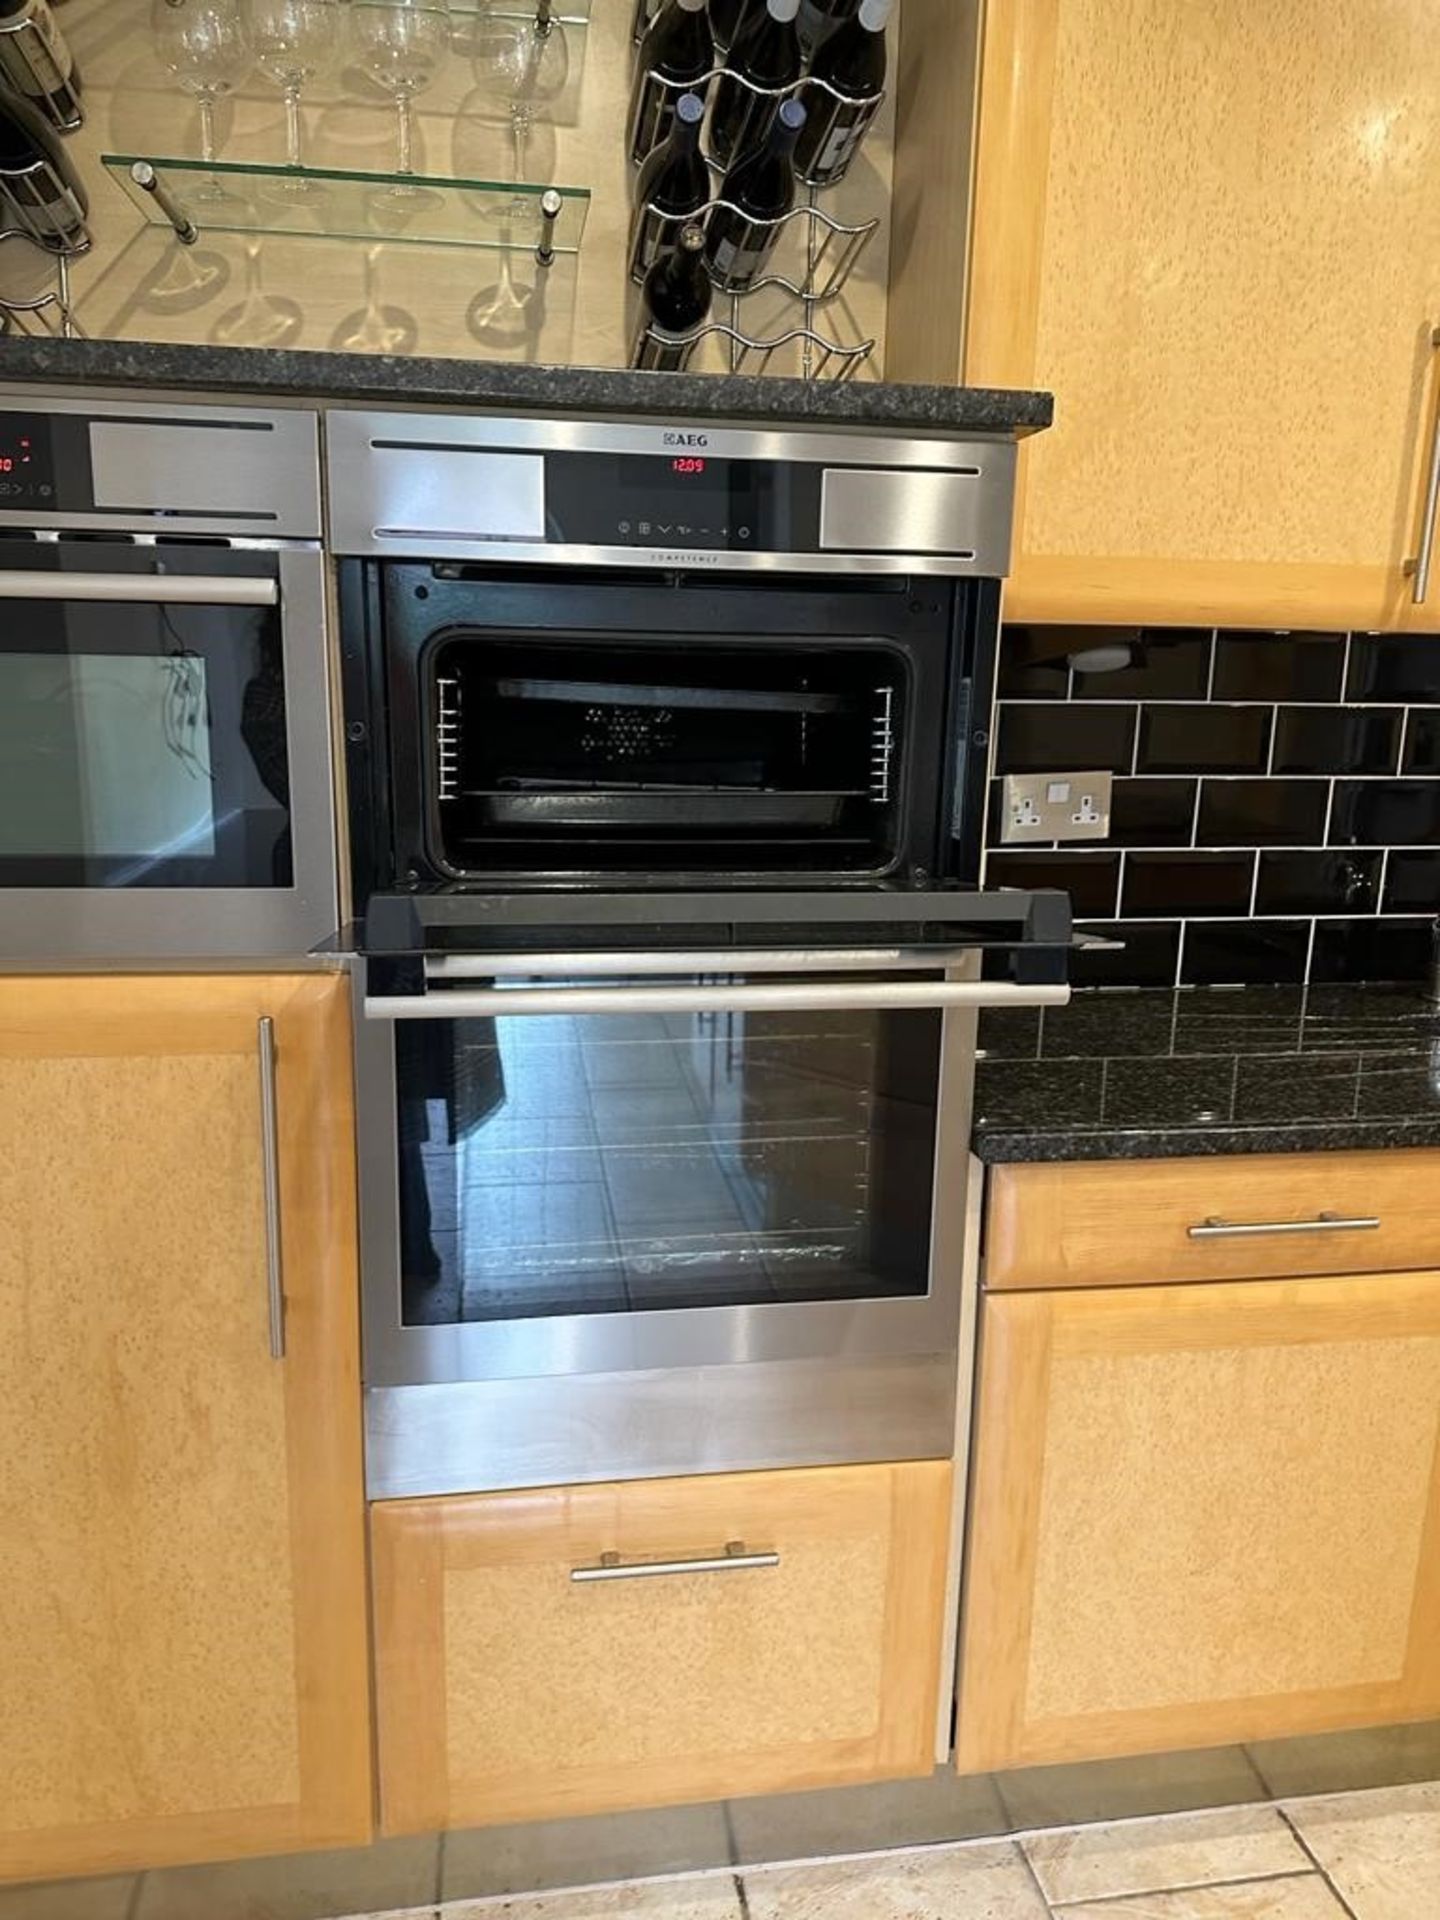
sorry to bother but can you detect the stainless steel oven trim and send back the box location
[325,409,1017,574]
[355,950,991,1392]
[0,394,322,537]
[0,546,340,961]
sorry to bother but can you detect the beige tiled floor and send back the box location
[323,1785,1440,1920]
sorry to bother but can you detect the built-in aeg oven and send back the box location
[0,396,338,960]
[329,407,1069,1498]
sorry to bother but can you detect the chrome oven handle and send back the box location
[0,572,278,606]
[571,1541,780,1584]
[365,980,1071,1020]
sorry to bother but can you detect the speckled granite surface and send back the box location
[975,983,1440,1162]
[0,337,1052,435]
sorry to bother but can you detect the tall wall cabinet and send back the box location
[891,0,1440,630]
[0,974,370,1885]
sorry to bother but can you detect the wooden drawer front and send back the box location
[372,1461,951,1834]
[987,1150,1440,1290]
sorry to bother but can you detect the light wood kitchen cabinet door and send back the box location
[962,0,1440,629]
[372,1461,952,1833]
[956,1273,1440,1773]
[0,974,370,1884]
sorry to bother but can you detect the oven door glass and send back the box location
[0,545,291,889]
[394,998,941,1325]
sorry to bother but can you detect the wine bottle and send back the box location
[708,0,757,51]
[632,222,712,372]
[709,0,801,170]
[705,95,804,295]
[796,0,858,56]
[0,85,88,252]
[795,0,890,188]
[629,91,710,285]
[0,0,82,132]
[628,0,713,168]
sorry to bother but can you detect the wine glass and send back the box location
[472,0,569,109]
[152,0,251,170]
[244,0,341,181]
[349,0,452,181]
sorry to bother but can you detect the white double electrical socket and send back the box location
[1000,771,1114,844]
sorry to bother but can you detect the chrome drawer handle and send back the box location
[1187,1212,1382,1241]
[1406,323,1440,603]
[571,1540,780,1584]
[256,1016,286,1360]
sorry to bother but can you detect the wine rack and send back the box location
[629,33,888,380]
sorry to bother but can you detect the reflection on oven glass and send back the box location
[395,1005,941,1323]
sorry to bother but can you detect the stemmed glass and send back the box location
[349,0,452,183]
[472,0,569,108]
[151,0,251,172]
[244,0,341,182]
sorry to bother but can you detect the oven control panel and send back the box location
[545,452,820,555]
[0,411,68,509]
[0,401,322,535]
[325,410,1019,576]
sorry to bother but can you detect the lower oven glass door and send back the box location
[357,958,989,1387]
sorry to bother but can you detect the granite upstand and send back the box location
[974,982,1440,1163]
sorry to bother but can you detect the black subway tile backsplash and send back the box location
[1255,851,1382,916]
[1069,922,1183,988]
[1180,921,1311,986]
[1403,712,1440,774]
[988,622,1440,988]
[1137,704,1272,774]
[1330,781,1440,847]
[1347,635,1440,703]
[987,850,1121,917]
[1311,919,1434,984]
[1107,778,1199,846]
[1071,629,1212,701]
[1273,707,1402,774]
[1122,852,1256,918]
[1384,852,1440,915]
[995,702,1136,774]
[1197,779,1329,847]
[1212,632,1345,702]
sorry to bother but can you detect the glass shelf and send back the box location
[102,155,590,254]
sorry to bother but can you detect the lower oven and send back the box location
[356,937,1067,1496]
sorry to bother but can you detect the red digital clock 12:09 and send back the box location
[671,456,707,476]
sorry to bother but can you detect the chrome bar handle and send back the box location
[1406,323,1440,604]
[366,981,1071,1021]
[572,1541,780,1584]
[256,1016,286,1361]
[1188,1212,1381,1241]
[0,573,278,605]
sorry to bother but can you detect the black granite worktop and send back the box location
[975,983,1440,1162]
[0,337,1052,436]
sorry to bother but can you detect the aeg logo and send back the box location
[663,431,710,449]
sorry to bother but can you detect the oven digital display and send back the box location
[0,414,55,506]
[545,450,810,553]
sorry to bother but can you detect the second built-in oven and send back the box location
[331,407,1068,1497]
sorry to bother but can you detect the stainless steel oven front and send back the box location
[356,944,1066,1496]
[0,393,338,961]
